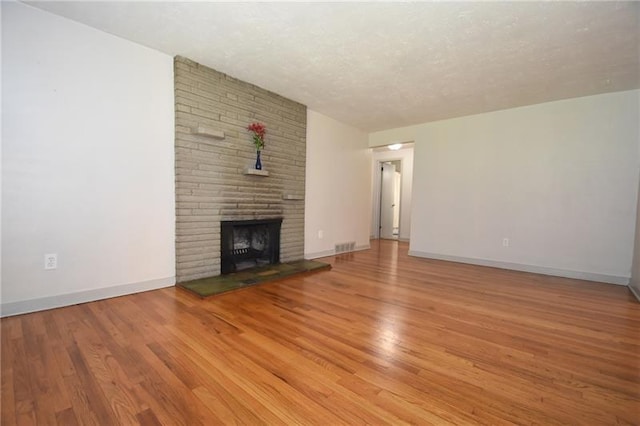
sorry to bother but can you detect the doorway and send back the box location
[378,160,402,240]
[370,143,414,242]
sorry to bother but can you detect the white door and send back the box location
[393,170,401,237]
[380,163,397,239]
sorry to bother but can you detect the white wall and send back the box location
[305,110,371,258]
[1,2,176,316]
[371,146,414,241]
[630,154,640,300]
[0,2,3,305]
[369,124,419,148]
[371,90,640,285]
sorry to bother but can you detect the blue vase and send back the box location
[255,150,262,170]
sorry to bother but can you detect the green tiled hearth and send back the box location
[177,260,331,298]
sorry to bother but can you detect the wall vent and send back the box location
[335,241,356,254]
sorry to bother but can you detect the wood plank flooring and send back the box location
[2,240,639,425]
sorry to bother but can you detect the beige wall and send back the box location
[2,2,175,316]
[372,90,639,285]
[304,110,371,258]
[630,170,640,300]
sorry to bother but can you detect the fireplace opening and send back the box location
[220,218,282,274]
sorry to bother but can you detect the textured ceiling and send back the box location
[25,1,640,132]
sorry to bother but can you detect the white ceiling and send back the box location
[25,1,640,132]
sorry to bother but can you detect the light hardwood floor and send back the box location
[2,240,639,425]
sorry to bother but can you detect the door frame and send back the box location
[373,159,403,240]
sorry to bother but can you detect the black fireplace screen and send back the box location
[220,218,282,274]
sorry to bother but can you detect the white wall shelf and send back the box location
[194,126,225,139]
[283,194,304,200]
[244,168,269,177]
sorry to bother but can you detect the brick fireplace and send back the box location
[174,56,306,283]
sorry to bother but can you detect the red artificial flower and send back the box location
[247,122,266,150]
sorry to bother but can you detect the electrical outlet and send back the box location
[318,230,324,239]
[502,238,509,247]
[44,253,57,270]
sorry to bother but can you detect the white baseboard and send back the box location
[305,243,371,260]
[628,284,640,302]
[371,237,410,243]
[0,276,175,318]
[305,249,336,259]
[408,251,629,286]
[355,243,371,252]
